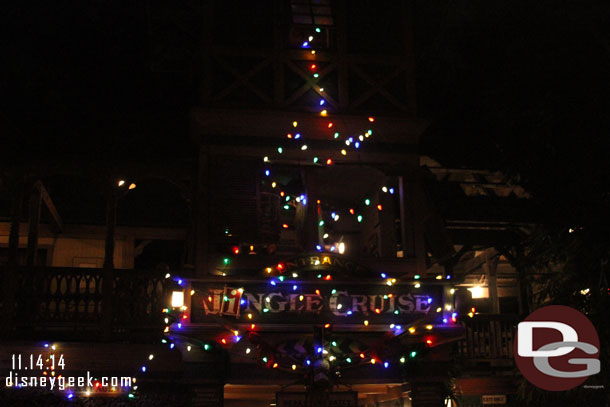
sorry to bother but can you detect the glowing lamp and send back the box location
[338,242,345,254]
[468,286,488,299]
[171,291,184,308]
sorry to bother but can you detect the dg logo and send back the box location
[514,305,600,391]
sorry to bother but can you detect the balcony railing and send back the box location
[456,314,518,366]
[1,266,171,341]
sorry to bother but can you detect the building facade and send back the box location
[0,2,533,406]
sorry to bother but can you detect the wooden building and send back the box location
[0,1,535,406]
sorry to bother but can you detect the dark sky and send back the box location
[1,1,609,227]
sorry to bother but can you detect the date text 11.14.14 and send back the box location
[11,354,65,370]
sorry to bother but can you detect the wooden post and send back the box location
[485,252,500,314]
[26,182,42,266]
[398,175,426,274]
[301,168,320,252]
[193,146,210,275]
[377,177,397,257]
[102,189,117,340]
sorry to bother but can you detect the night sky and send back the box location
[1,1,609,228]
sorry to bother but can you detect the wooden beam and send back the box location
[214,56,272,103]
[190,107,427,145]
[26,182,42,266]
[349,65,408,111]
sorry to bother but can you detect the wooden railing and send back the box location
[457,314,518,365]
[2,266,172,341]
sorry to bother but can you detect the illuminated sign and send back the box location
[190,282,441,325]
